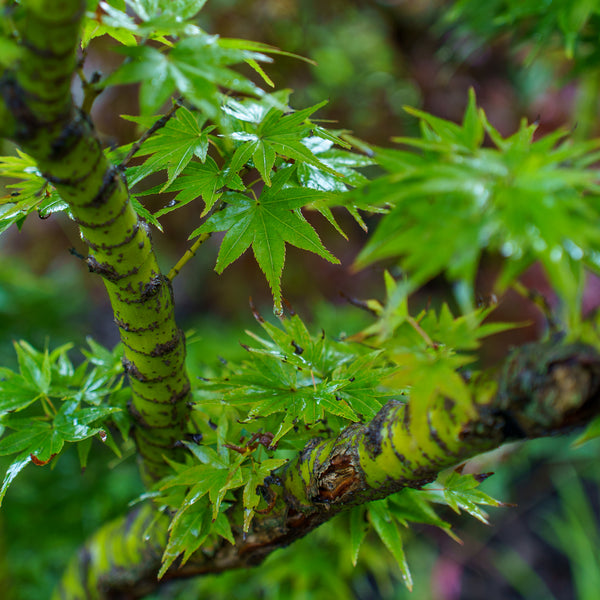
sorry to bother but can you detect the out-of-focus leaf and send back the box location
[368,500,413,590]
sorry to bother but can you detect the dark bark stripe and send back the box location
[86,255,140,282]
[82,222,140,252]
[74,197,128,229]
[79,166,120,209]
[20,38,77,60]
[387,414,411,468]
[113,316,162,334]
[427,412,452,455]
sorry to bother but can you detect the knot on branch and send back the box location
[496,341,600,439]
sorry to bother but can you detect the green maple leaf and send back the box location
[368,500,413,590]
[0,340,125,503]
[157,443,245,577]
[225,100,340,185]
[124,106,214,190]
[0,151,67,234]
[104,33,268,116]
[199,312,390,445]
[191,167,338,311]
[426,471,505,525]
[135,157,244,219]
[83,0,207,48]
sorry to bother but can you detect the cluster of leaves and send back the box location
[351,469,504,590]
[150,308,391,575]
[0,339,128,505]
[153,439,287,577]
[84,0,307,118]
[163,467,504,600]
[347,90,600,323]
[2,0,376,313]
[440,0,600,61]
[150,292,510,585]
[348,272,517,430]
[0,151,68,234]
[197,308,393,444]
[127,89,374,311]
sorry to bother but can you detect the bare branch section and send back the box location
[0,0,192,483]
[54,341,600,600]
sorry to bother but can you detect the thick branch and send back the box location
[53,340,600,599]
[0,0,192,482]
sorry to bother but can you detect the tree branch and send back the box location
[53,340,600,599]
[0,0,192,483]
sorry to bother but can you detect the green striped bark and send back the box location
[0,0,191,482]
[53,341,600,599]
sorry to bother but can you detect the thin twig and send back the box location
[120,100,182,168]
[407,315,437,348]
[167,233,211,281]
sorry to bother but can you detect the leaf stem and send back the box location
[168,233,211,281]
[120,100,182,168]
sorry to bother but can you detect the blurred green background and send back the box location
[3,0,600,598]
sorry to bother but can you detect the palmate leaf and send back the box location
[83,0,206,48]
[0,340,126,503]
[351,89,600,316]
[191,167,339,312]
[135,158,245,219]
[223,99,340,185]
[124,106,214,190]
[199,312,389,443]
[104,32,270,116]
[426,470,506,525]
[0,151,67,234]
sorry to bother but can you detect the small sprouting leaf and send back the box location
[427,471,505,525]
